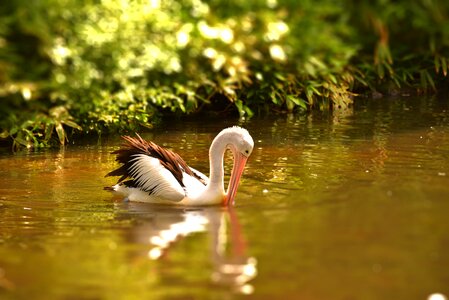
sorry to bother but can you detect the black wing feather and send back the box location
[106,134,207,189]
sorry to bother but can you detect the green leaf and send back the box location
[243,105,254,118]
[377,63,385,79]
[9,126,18,136]
[286,95,302,106]
[0,130,9,139]
[62,120,83,131]
[270,90,280,105]
[309,85,322,96]
[235,100,244,117]
[434,55,440,73]
[286,95,307,110]
[45,124,55,141]
[303,62,316,77]
[383,61,393,75]
[297,98,308,109]
[274,73,286,81]
[305,87,314,103]
[391,75,401,88]
[328,74,338,84]
[13,136,30,147]
[309,56,326,69]
[55,122,66,145]
[286,98,295,111]
[353,74,368,86]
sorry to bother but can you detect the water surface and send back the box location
[1,97,449,299]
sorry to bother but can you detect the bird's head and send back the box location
[220,126,254,205]
[225,126,254,157]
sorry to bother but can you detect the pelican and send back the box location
[105,126,254,206]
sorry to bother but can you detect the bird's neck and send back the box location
[207,133,228,193]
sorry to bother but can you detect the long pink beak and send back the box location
[225,152,248,206]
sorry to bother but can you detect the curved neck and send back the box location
[207,134,229,192]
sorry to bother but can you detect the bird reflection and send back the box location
[116,203,257,294]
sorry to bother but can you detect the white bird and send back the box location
[105,126,254,206]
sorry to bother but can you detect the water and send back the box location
[1,97,449,299]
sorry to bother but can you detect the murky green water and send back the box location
[1,97,449,299]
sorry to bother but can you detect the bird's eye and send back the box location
[245,150,249,154]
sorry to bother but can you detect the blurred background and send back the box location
[1,0,449,148]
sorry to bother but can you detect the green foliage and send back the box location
[1,0,449,148]
[0,101,82,150]
[349,0,449,92]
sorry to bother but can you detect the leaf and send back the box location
[286,94,299,104]
[309,85,322,96]
[305,87,314,103]
[13,136,30,147]
[45,124,55,141]
[353,74,368,86]
[270,90,280,105]
[383,61,393,75]
[55,122,66,145]
[383,44,393,64]
[434,55,440,73]
[309,56,326,69]
[377,63,385,79]
[0,130,9,139]
[274,73,286,81]
[391,74,401,88]
[232,100,252,118]
[243,105,254,118]
[328,74,337,84]
[297,98,308,109]
[49,106,67,119]
[442,57,447,77]
[303,62,316,77]
[9,126,18,136]
[235,100,244,117]
[62,120,82,131]
[288,95,307,110]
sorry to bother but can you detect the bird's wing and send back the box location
[189,167,209,185]
[106,134,206,202]
[126,154,185,201]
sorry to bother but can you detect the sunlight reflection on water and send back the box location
[115,203,257,294]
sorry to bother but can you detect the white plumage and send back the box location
[105,126,254,206]
[128,154,186,200]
